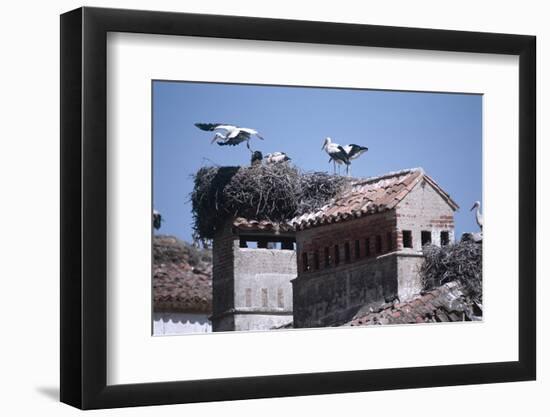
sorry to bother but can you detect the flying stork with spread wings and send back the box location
[195,123,264,151]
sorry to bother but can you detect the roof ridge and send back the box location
[351,167,424,185]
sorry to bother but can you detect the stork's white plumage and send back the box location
[321,137,350,174]
[265,152,291,164]
[195,123,264,151]
[470,201,483,230]
[323,137,369,176]
[342,144,369,160]
[339,143,369,176]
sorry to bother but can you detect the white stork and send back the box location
[322,138,369,176]
[195,123,264,151]
[265,152,291,164]
[322,137,350,175]
[340,144,368,176]
[342,144,368,161]
[470,201,483,231]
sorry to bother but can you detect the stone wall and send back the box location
[293,212,399,328]
[232,313,293,331]
[211,222,297,331]
[234,248,296,313]
[292,253,398,328]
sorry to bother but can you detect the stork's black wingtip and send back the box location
[195,122,212,131]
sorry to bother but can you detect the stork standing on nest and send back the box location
[339,144,368,176]
[195,123,264,151]
[321,137,349,174]
[470,200,483,231]
[322,137,367,176]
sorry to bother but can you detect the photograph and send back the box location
[152,81,483,335]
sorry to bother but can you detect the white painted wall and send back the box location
[153,313,212,335]
[0,1,546,417]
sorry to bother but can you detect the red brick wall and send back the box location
[396,180,456,248]
[212,222,236,319]
[296,210,397,276]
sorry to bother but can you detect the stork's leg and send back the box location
[333,160,336,174]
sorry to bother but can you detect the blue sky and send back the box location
[153,81,482,242]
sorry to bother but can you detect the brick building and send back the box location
[210,219,297,331]
[290,168,458,328]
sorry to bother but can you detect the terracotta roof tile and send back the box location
[292,167,458,230]
[153,236,212,313]
[348,281,482,327]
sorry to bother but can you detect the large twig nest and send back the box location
[191,163,348,240]
[420,241,482,303]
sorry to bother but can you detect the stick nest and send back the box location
[420,241,482,303]
[191,163,348,240]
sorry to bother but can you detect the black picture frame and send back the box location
[60,6,536,410]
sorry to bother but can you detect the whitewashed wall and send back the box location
[153,313,212,335]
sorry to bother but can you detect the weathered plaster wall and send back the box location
[233,313,293,331]
[396,253,424,300]
[212,223,297,331]
[234,248,296,312]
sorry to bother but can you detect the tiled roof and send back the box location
[232,217,294,233]
[348,281,482,326]
[231,168,458,233]
[291,168,458,230]
[153,236,212,313]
